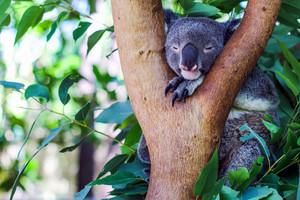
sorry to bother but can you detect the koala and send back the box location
[138,10,279,185]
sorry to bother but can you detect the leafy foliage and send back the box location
[1,0,300,199]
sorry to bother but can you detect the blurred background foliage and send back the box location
[0,0,300,199]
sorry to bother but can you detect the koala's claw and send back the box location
[172,93,178,107]
[165,84,172,96]
[183,89,188,102]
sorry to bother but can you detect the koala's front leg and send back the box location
[165,76,204,106]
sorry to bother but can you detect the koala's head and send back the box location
[164,10,240,80]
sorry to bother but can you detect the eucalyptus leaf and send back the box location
[228,167,249,189]
[73,21,92,41]
[275,71,299,96]
[0,0,11,15]
[283,61,300,89]
[240,124,270,162]
[0,81,24,92]
[37,127,63,149]
[97,154,129,178]
[47,11,68,41]
[287,123,300,130]
[17,111,43,160]
[236,157,264,192]
[202,177,226,200]
[89,171,138,186]
[277,40,300,77]
[273,148,300,174]
[25,84,50,102]
[185,3,220,17]
[10,148,42,200]
[0,13,10,29]
[110,184,148,195]
[194,149,219,196]
[75,101,91,121]
[283,129,298,153]
[95,101,133,124]
[74,186,91,200]
[220,186,239,200]
[14,6,42,44]
[262,120,283,144]
[237,186,279,200]
[118,157,150,179]
[124,123,142,147]
[87,29,106,56]
[58,74,79,105]
[179,0,194,10]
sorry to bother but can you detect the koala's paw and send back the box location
[166,76,204,106]
[165,76,184,96]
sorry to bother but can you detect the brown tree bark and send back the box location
[111,0,282,199]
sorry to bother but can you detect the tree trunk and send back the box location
[111,0,282,199]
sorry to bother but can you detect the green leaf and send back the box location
[59,130,94,153]
[37,127,63,149]
[74,186,91,200]
[179,0,194,10]
[236,157,264,192]
[124,123,142,147]
[118,157,150,179]
[89,171,138,186]
[32,8,45,27]
[237,186,280,200]
[0,0,11,15]
[283,61,300,88]
[24,84,50,102]
[120,114,137,129]
[262,120,283,144]
[73,21,92,41]
[74,154,129,200]
[97,154,129,178]
[185,3,220,17]
[10,148,42,200]
[220,186,239,200]
[277,40,300,77]
[75,101,91,121]
[273,148,300,174]
[46,11,68,41]
[228,167,249,189]
[110,184,148,195]
[14,6,42,44]
[275,71,299,96]
[0,13,10,29]
[194,149,219,196]
[240,124,270,162]
[87,30,106,55]
[10,126,62,200]
[95,101,134,124]
[17,111,43,160]
[283,129,298,153]
[58,74,79,105]
[278,8,300,28]
[287,123,300,130]
[202,177,226,200]
[0,81,24,92]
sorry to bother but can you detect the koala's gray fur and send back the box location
[138,10,279,185]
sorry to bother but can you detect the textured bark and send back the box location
[111,0,282,199]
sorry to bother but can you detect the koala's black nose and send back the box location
[181,43,198,70]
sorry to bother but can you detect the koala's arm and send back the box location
[233,67,279,112]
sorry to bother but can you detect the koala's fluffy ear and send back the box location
[224,19,241,45]
[164,9,179,32]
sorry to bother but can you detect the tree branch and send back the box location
[111,0,282,199]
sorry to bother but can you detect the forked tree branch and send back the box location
[111,0,282,199]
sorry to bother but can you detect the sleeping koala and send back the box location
[138,10,279,184]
